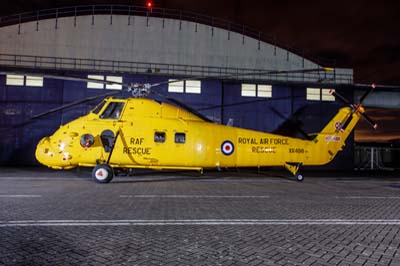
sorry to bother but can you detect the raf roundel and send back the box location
[221,140,235,156]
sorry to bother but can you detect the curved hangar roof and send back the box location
[0,6,352,83]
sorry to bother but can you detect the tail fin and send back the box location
[318,107,360,137]
[294,87,378,172]
[310,107,362,165]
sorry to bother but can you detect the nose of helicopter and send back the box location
[35,137,54,166]
[36,137,69,169]
[36,134,75,169]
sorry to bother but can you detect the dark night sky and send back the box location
[161,0,400,85]
[1,0,400,84]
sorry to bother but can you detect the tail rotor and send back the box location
[329,84,378,131]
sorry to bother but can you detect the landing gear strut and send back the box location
[284,162,304,182]
[92,164,114,183]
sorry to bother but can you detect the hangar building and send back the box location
[0,5,356,169]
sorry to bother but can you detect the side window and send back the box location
[154,132,166,143]
[100,102,125,119]
[175,133,186,144]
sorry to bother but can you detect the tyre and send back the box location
[296,173,304,182]
[92,164,114,183]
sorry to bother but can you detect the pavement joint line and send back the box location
[0,195,42,198]
[3,219,400,226]
[335,196,400,199]
[120,195,400,199]
[120,195,270,198]
[2,195,400,199]
[0,177,79,179]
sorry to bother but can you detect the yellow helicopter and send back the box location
[1,69,378,183]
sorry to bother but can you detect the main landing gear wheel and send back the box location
[295,173,304,182]
[92,164,114,183]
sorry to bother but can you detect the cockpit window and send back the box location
[100,102,125,119]
[91,101,106,114]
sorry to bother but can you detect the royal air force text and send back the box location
[238,137,288,154]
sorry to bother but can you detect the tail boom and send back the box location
[305,107,361,166]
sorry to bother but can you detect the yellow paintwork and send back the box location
[35,97,362,175]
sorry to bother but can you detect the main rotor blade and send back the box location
[168,97,213,122]
[198,96,304,111]
[0,67,332,127]
[354,83,400,89]
[2,90,120,131]
[0,120,35,132]
[269,106,311,140]
[145,67,332,118]
[31,90,120,120]
[215,67,333,80]
[1,67,331,89]
[0,70,133,89]
[147,87,212,122]
[1,67,333,101]
[148,67,333,89]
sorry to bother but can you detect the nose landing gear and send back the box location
[92,164,114,183]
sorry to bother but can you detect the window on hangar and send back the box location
[168,79,201,94]
[241,83,272,98]
[26,76,44,87]
[307,88,335,101]
[6,75,43,87]
[87,75,122,90]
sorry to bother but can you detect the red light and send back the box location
[146,1,153,8]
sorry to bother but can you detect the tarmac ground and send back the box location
[1,167,400,266]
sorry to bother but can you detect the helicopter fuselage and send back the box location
[35,97,361,176]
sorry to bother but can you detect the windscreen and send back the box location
[100,102,125,120]
[91,101,106,114]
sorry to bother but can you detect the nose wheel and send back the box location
[92,164,114,183]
